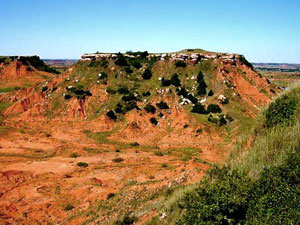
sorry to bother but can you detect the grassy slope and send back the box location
[146,87,300,225]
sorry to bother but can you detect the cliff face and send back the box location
[0,50,278,224]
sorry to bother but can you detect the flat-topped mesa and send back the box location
[81,51,241,64]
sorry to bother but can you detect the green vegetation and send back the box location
[64,203,75,211]
[77,162,89,168]
[156,101,169,109]
[148,87,300,225]
[112,157,124,163]
[144,104,156,114]
[18,56,59,74]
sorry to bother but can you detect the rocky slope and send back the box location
[0,50,277,224]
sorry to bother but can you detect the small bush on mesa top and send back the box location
[175,60,187,68]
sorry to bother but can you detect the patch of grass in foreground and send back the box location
[147,86,300,225]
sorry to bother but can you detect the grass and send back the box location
[146,85,300,225]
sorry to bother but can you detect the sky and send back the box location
[0,0,300,63]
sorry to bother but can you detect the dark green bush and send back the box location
[142,91,151,96]
[106,87,117,94]
[187,93,198,104]
[41,86,48,92]
[221,98,229,104]
[177,167,253,225]
[150,117,158,125]
[142,69,152,80]
[207,104,222,113]
[144,104,156,114]
[117,86,129,94]
[239,55,254,69]
[154,151,164,156]
[156,101,169,109]
[64,203,75,211]
[18,56,59,74]
[265,95,298,128]
[115,53,128,66]
[98,72,108,80]
[208,89,214,96]
[191,103,207,114]
[112,158,124,163]
[67,86,92,99]
[197,71,207,96]
[124,67,133,74]
[161,77,171,86]
[115,214,137,225]
[219,115,227,125]
[122,93,138,102]
[64,94,72,100]
[132,61,142,69]
[77,162,88,168]
[107,193,116,199]
[106,110,117,120]
[175,60,187,68]
[170,73,181,87]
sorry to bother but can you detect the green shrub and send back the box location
[191,103,207,114]
[170,73,181,87]
[115,53,128,66]
[64,203,75,211]
[124,67,133,74]
[150,117,158,125]
[161,163,168,168]
[196,128,203,133]
[122,93,138,102]
[18,56,59,74]
[98,72,108,80]
[161,77,171,86]
[41,86,48,92]
[107,193,116,199]
[219,115,227,125]
[221,98,229,104]
[112,158,124,163]
[77,162,88,168]
[154,151,164,156]
[265,95,298,127]
[197,71,207,96]
[142,91,151,96]
[142,68,152,80]
[175,61,187,68]
[239,55,254,69]
[115,214,137,225]
[207,104,222,113]
[106,87,117,94]
[132,61,142,69]
[144,104,156,114]
[106,110,117,120]
[208,89,214,96]
[130,142,140,146]
[156,101,169,109]
[117,86,129,94]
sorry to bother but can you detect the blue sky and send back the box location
[0,0,300,62]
